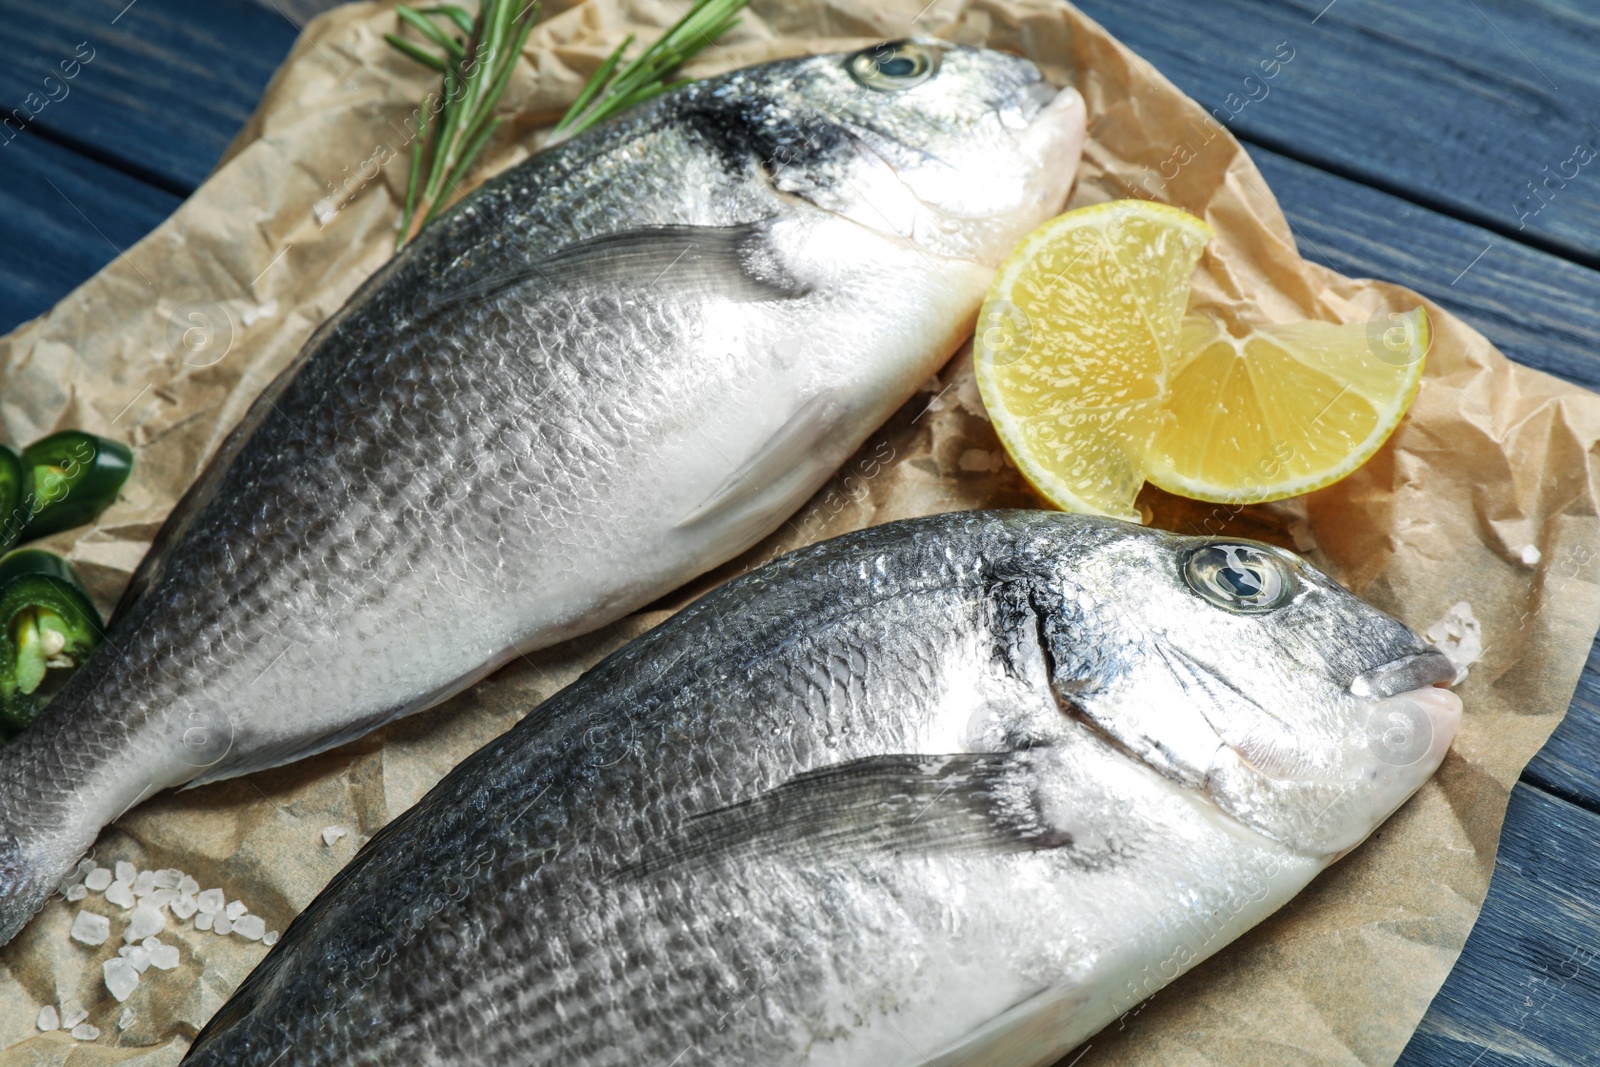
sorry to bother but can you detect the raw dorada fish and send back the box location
[0,42,1086,943]
[183,511,1461,1066]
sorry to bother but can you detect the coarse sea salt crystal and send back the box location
[105,882,136,909]
[225,900,248,920]
[1520,544,1541,566]
[1425,601,1484,684]
[145,888,178,910]
[957,448,1002,473]
[119,1007,136,1030]
[132,870,157,896]
[235,914,266,941]
[178,875,200,896]
[172,894,199,920]
[37,1005,59,1031]
[125,903,165,942]
[242,299,279,326]
[70,910,111,946]
[214,913,234,935]
[195,911,215,932]
[120,944,151,973]
[322,825,348,846]
[153,869,181,889]
[263,930,279,946]
[85,867,113,892]
[114,861,136,884]
[104,957,139,1001]
[149,942,181,970]
[71,1023,100,1040]
[196,888,225,913]
[66,884,88,902]
[61,1004,88,1029]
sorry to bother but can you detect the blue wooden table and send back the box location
[2,0,1597,1061]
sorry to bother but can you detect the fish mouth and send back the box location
[1019,80,1060,120]
[1348,648,1457,700]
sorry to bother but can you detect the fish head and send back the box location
[688,40,1085,263]
[1036,520,1461,858]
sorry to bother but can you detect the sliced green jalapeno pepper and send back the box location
[0,444,26,552]
[0,549,103,741]
[20,431,133,540]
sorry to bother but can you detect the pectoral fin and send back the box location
[616,751,1072,880]
[420,222,810,320]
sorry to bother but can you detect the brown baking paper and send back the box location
[3,0,1599,1063]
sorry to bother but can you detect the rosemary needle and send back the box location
[386,0,749,249]
[551,0,750,143]
[386,1,540,249]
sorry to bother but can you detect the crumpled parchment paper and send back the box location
[2,1,1599,1064]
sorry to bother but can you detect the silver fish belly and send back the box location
[0,42,1086,943]
[180,511,1461,1067]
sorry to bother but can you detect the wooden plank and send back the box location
[1524,639,1600,813]
[1072,0,1600,264]
[0,0,300,193]
[245,0,341,27]
[1252,145,1600,391]
[0,129,181,334]
[1401,783,1600,1066]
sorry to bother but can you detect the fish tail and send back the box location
[0,686,135,946]
[0,744,92,945]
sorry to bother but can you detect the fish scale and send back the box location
[0,44,1087,947]
[218,548,996,1061]
[182,510,1460,1065]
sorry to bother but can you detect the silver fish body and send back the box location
[181,511,1461,1067]
[0,42,1086,943]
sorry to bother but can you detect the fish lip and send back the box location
[1348,648,1457,700]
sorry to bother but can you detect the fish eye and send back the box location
[1183,543,1297,614]
[847,41,939,91]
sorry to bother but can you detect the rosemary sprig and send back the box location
[385,1,541,249]
[385,0,749,249]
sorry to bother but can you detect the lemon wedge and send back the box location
[974,200,1427,518]
[1147,310,1427,503]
